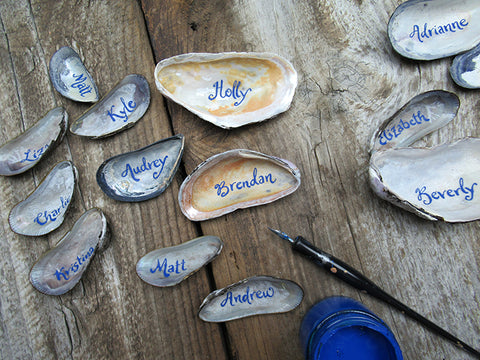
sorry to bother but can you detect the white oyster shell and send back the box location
[70,74,150,139]
[198,275,303,322]
[178,149,301,221]
[29,208,109,295]
[388,0,480,60]
[450,43,480,89]
[154,52,297,129]
[49,46,99,102]
[369,138,480,222]
[9,161,77,236]
[370,90,459,153]
[136,235,223,287]
[0,107,67,176]
[96,134,184,202]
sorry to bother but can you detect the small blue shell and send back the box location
[450,43,480,89]
[49,46,99,102]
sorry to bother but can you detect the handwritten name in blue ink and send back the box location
[20,144,49,163]
[150,258,187,278]
[107,97,137,122]
[71,73,93,97]
[416,177,477,206]
[121,155,169,182]
[410,19,469,43]
[378,111,430,146]
[214,168,277,198]
[220,286,275,307]
[208,80,252,106]
[54,247,95,281]
[34,196,70,226]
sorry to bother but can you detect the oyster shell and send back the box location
[369,138,480,222]
[388,0,480,60]
[198,276,303,322]
[154,52,297,129]
[178,149,301,221]
[0,107,68,176]
[450,43,480,89]
[96,134,184,202]
[9,161,77,236]
[70,74,150,139]
[370,90,459,153]
[29,208,109,295]
[136,235,223,287]
[49,46,99,102]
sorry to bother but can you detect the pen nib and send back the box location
[268,227,295,244]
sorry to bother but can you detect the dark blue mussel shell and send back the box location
[96,134,184,202]
[450,43,480,89]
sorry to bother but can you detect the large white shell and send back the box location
[29,208,109,296]
[9,161,77,236]
[388,0,480,60]
[450,43,480,89]
[70,74,150,139]
[96,134,184,202]
[369,138,480,222]
[369,90,459,153]
[178,149,301,221]
[0,107,67,176]
[136,235,223,287]
[198,276,303,322]
[154,52,297,129]
[49,46,99,102]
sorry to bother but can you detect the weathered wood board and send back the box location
[0,0,479,359]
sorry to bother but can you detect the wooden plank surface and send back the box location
[0,0,479,359]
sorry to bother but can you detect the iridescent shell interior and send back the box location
[450,43,480,89]
[136,235,223,287]
[0,107,67,176]
[198,276,303,322]
[369,138,480,222]
[9,161,77,236]
[179,149,301,221]
[29,208,109,296]
[370,90,459,153]
[96,134,184,202]
[70,74,150,139]
[388,0,480,60]
[49,46,99,102]
[155,52,297,129]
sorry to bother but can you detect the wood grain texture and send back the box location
[0,0,479,359]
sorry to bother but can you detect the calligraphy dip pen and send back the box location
[269,228,480,359]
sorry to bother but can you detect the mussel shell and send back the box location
[370,90,459,153]
[155,52,297,129]
[369,138,480,222]
[49,46,99,102]
[388,0,480,60]
[9,161,77,236]
[70,74,150,139]
[136,235,223,287]
[198,276,303,322]
[96,134,184,202]
[0,107,68,176]
[29,208,109,296]
[450,43,480,89]
[178,149,301,221]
